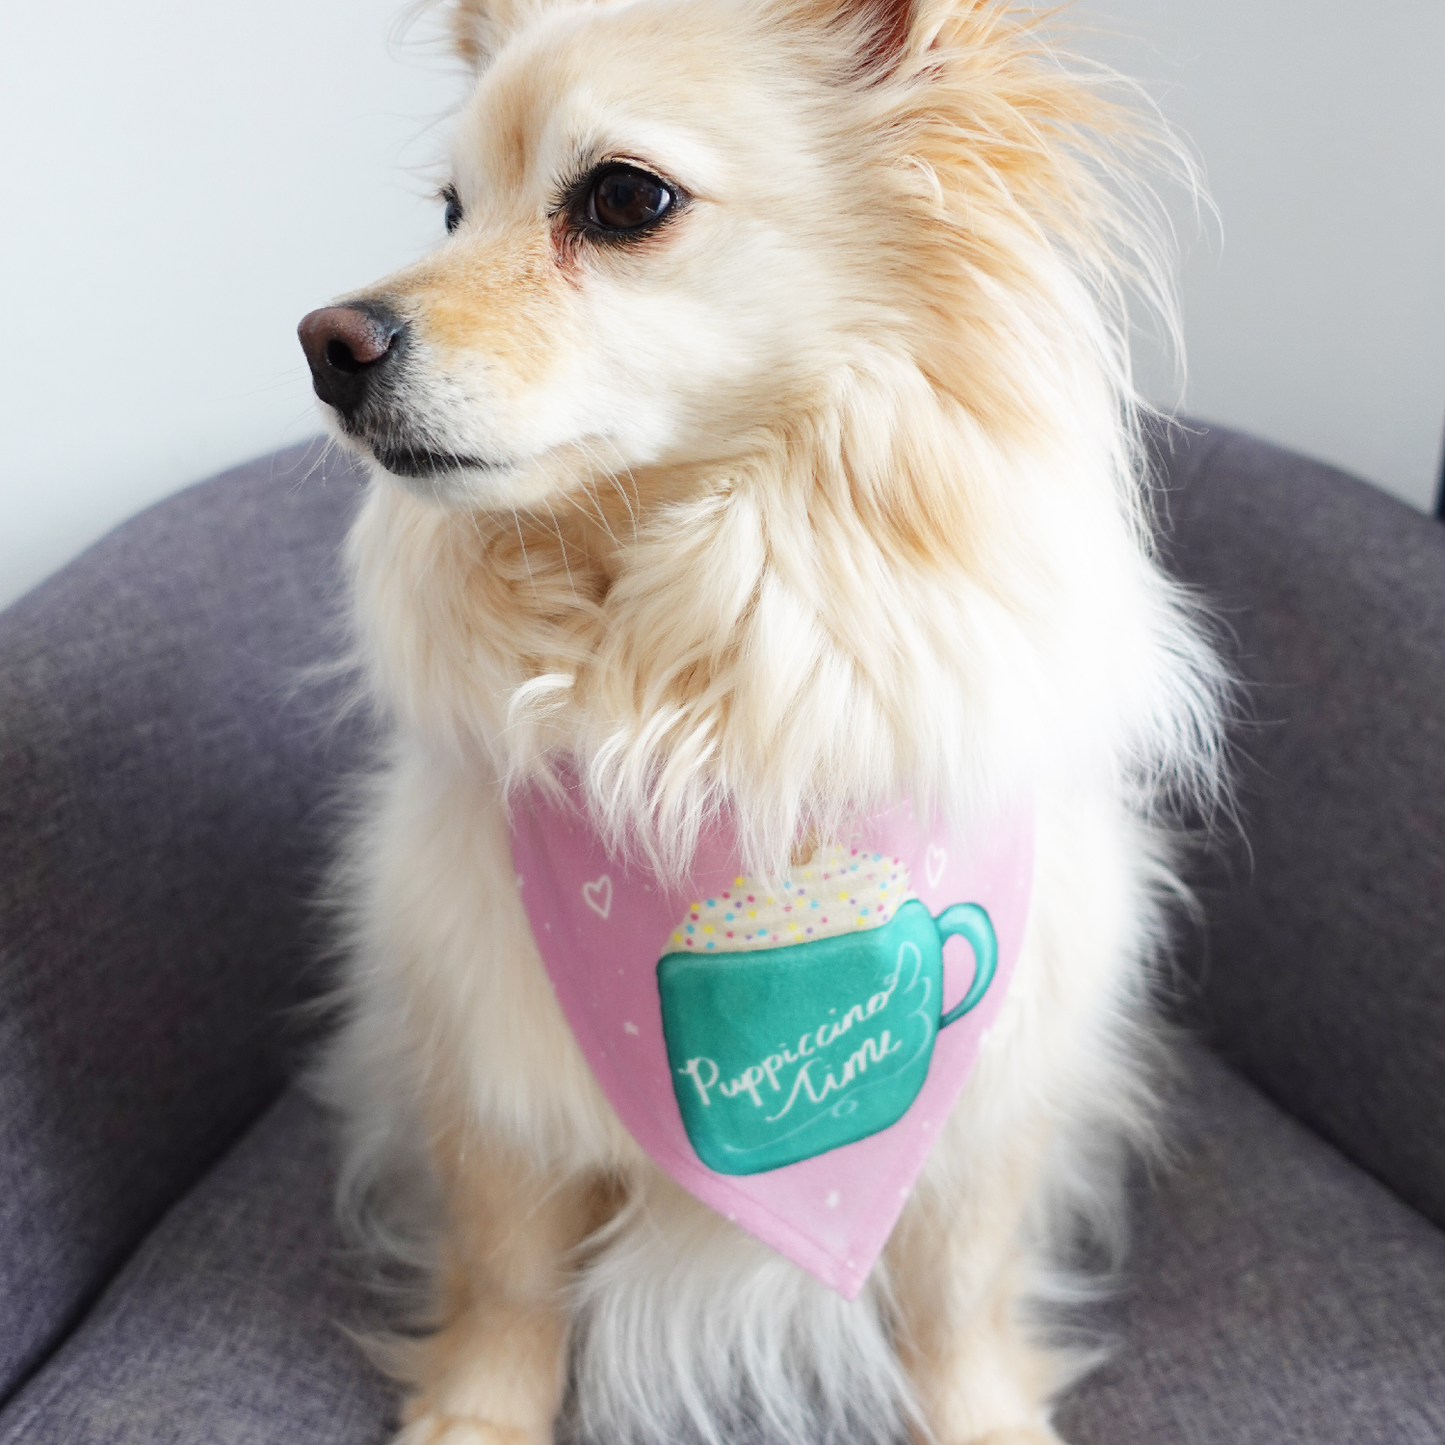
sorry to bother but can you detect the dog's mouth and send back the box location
[369,442,502,479]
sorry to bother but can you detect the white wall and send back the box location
[1073,0,1445,510]
[0,0,462,608]
[2,3,1443,611]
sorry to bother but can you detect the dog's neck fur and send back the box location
[345,342,1188,881]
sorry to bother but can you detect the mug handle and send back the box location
[934,903,998,1029]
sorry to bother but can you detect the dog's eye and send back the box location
[442,184,463,235]
[585,165,674,233]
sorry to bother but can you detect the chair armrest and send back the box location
[0,442,370,1400]
[1157,422,1445,1229]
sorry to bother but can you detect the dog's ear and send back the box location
[448,0,530,68]
[849,0,915,73]
[807,0,947,80]
[448,0,626,67]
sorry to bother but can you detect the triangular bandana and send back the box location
[509,785,1033,1298]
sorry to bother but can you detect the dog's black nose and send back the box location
[298,301,406,416]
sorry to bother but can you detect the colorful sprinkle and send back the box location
[664,842,913,955]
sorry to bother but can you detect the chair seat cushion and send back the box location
[0,1088,394,1445]
[3,1047,1442,1444]
[1061,1047,1445,1444]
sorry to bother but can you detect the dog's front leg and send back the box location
[888,1145,1066,1445]
[396,1120,599,1445]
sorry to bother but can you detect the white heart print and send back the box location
[582,874,613,920]
[925,845,947,889]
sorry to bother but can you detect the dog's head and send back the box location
[301,0,925,506]
[300,0,1163,516]
[305,0,1218,864]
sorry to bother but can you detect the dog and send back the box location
[298,1,1227,1441]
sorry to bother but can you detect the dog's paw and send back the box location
[915,1426,1063,1445]
[395,1415,550,1445]
[966,1429,1065,1445]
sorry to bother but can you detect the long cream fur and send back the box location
[312,1,1228,1442]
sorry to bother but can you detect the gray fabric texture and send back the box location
[4,1047,1440,1445]
[1154,423,1445,1232]
[0,441,371,1401]
[0,1088,396,1445]
[1060,1045,1445,1445]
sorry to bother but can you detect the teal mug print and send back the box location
[657,899,997,1175]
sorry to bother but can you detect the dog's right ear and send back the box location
[448,0,529,68]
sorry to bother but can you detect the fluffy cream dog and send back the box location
[299,1,1226,1442]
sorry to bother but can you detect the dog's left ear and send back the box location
[818,0,946,78]
[849,0,915,73]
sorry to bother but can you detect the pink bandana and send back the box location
[509,784,1033,1298]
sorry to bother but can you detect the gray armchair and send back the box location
[2,428,1442,1443]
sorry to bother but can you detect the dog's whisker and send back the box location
[570,438,632,546]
